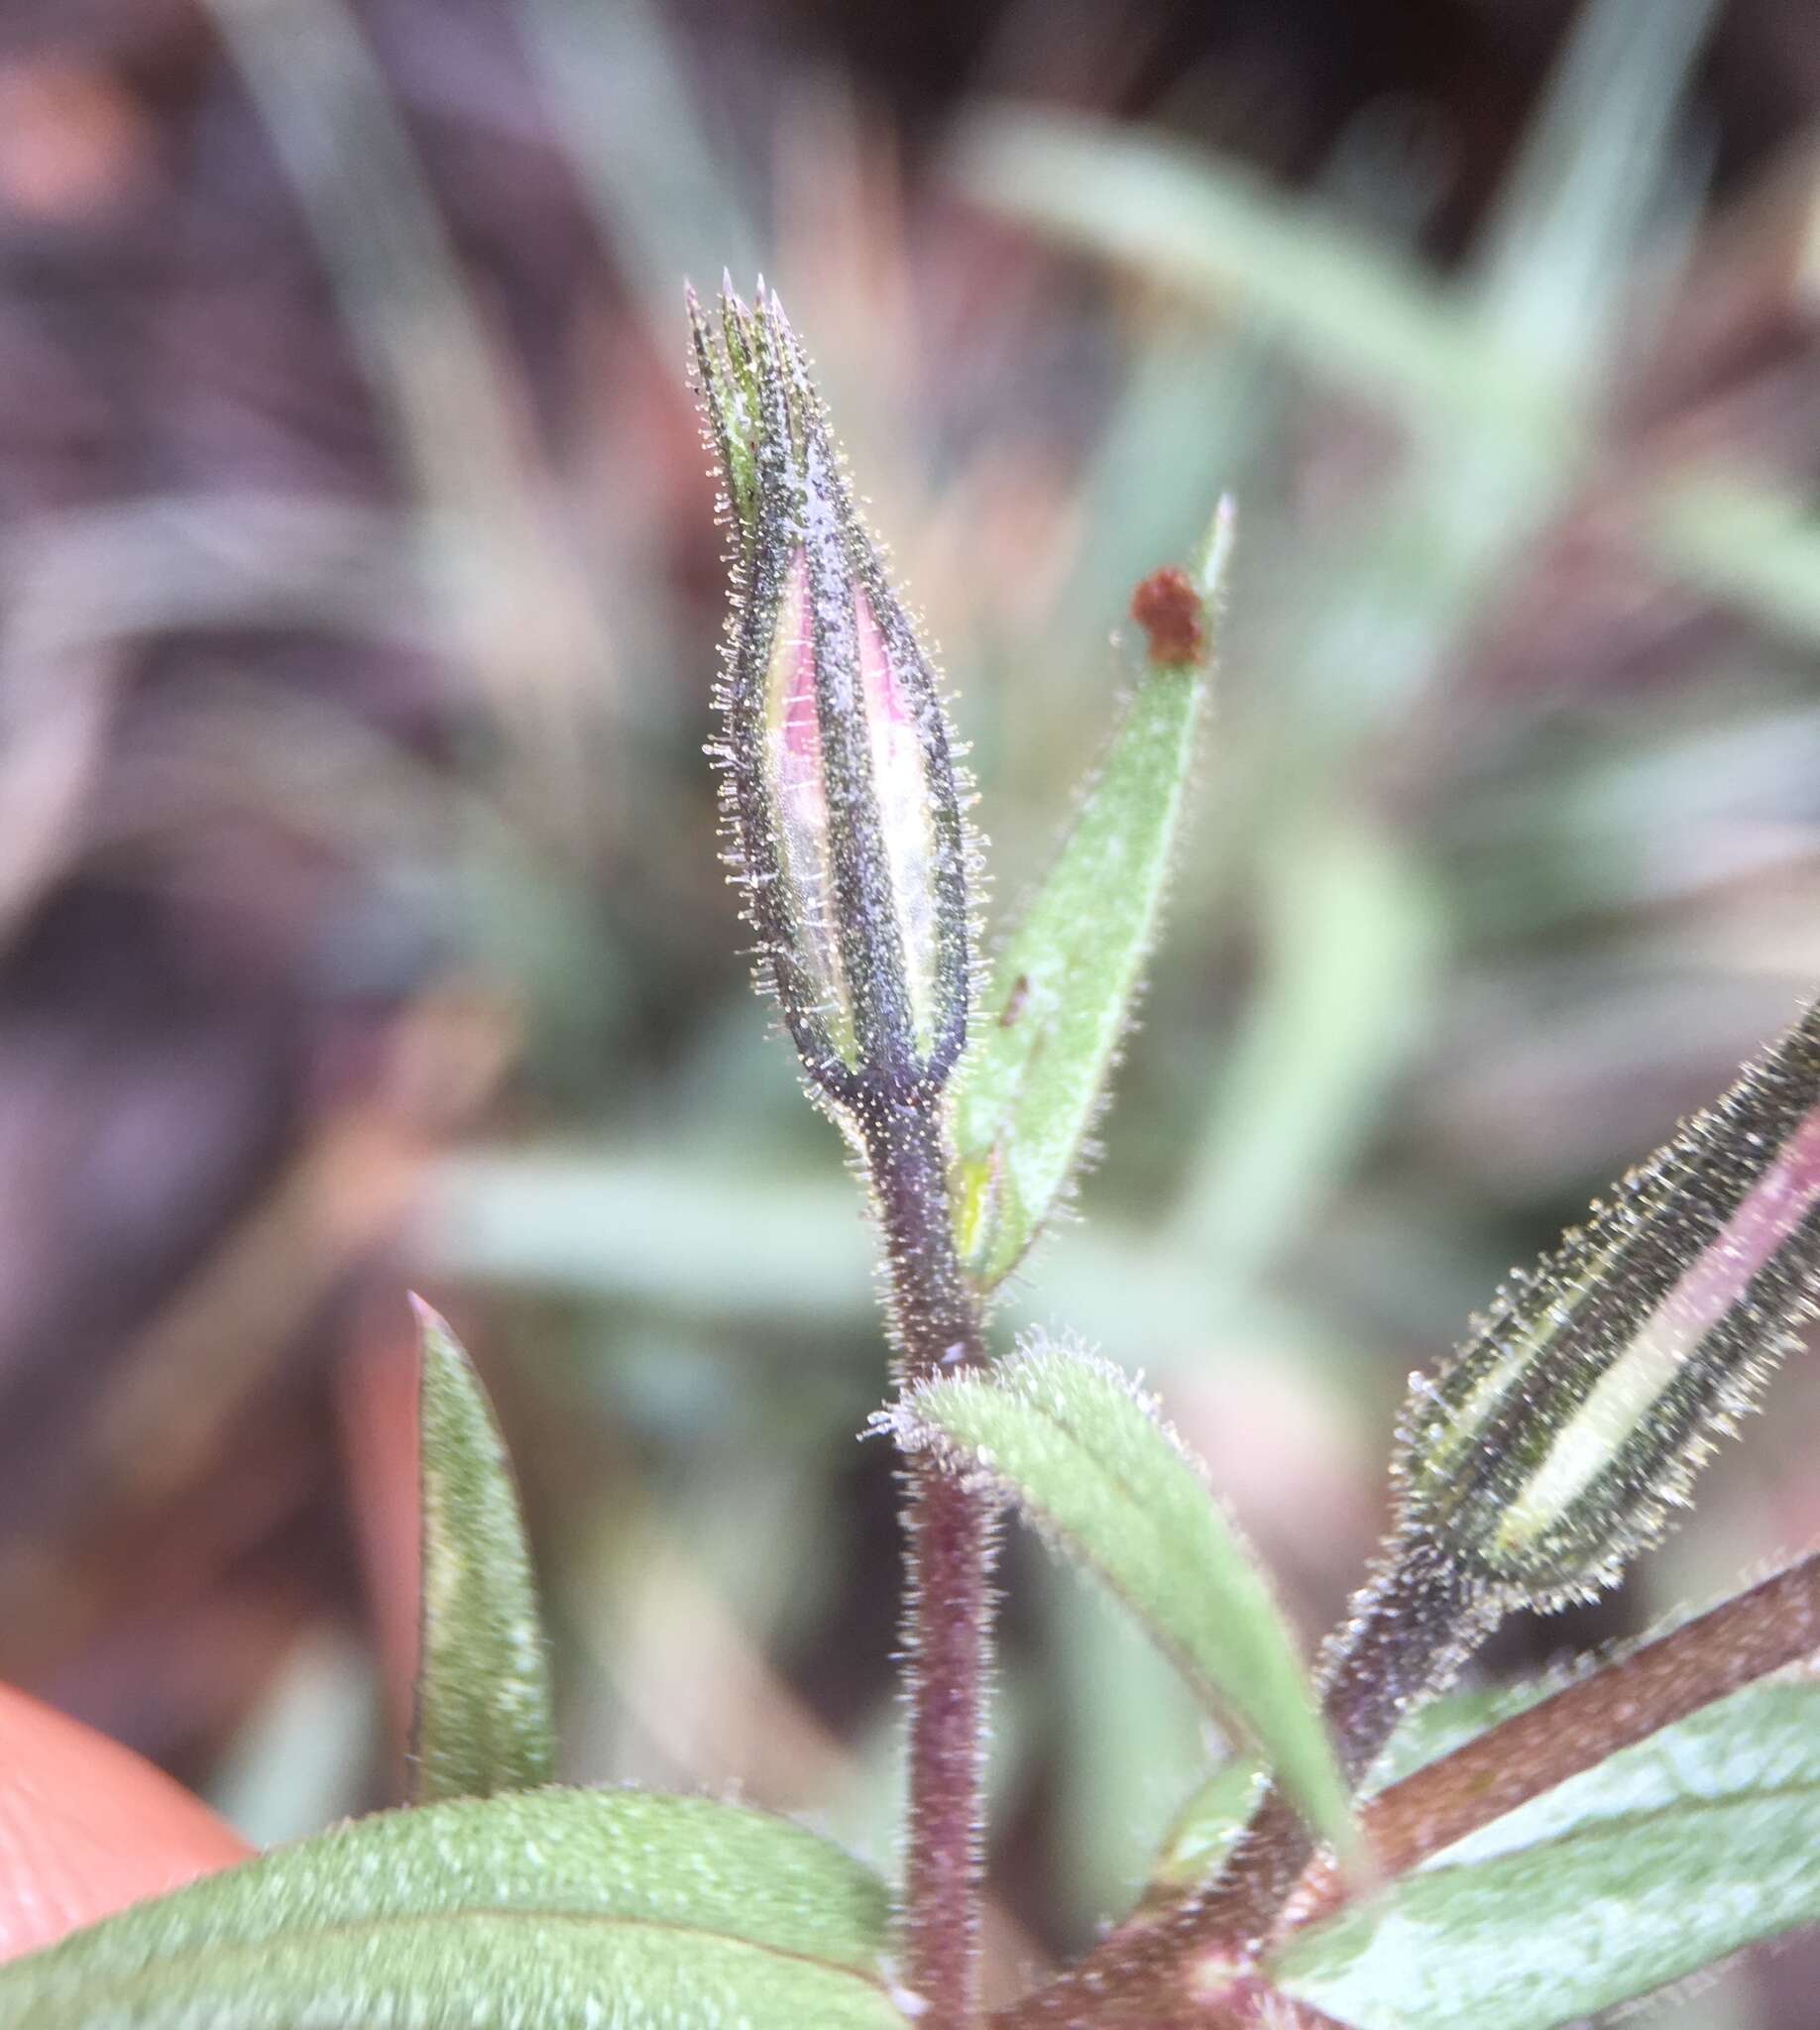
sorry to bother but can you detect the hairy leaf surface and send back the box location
[1272,1677,1820,2030]
[0,1786,902,2029]
[411,1298,555,1803]
[949,508,1231,1291]
[893,1340,1355,1857]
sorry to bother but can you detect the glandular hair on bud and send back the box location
[1397,999,1820,1606]
[689,279,972,1110]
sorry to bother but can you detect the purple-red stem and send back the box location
[902,1466,994,2022]
[1290,1546,1820,1932]
[993,1545,1820,2026]
[864,1093,994,2030]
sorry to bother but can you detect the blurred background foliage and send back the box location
[2,0,1819,2015]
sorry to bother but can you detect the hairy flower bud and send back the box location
[1397,999,1820,1605]
[690,279,972,1108]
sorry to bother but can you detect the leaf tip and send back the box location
[1195,493,1238,606]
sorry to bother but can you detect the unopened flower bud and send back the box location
[1397,1000,1820,1605]
[690,279,971,1107]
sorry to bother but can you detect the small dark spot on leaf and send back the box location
[1130,566,1203,666]
[1000,974,1030,1027]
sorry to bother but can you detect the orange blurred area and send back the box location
[0,1684,249,1964]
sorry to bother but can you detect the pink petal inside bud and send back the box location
[758,553,948,1068]
[1672,1106,1820,1325]
[764,551,846,1045]
[857,590,943,1054]
[1500,1103,1820,1545]
[779,589,822,767]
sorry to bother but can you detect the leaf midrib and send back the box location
[9,1904,895,2009]
[1415,1771,1820,1882]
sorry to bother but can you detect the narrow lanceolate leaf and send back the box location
[410,1297,555,1803]
[1398,996,1820,1605]
[0,1787,904,2030]
[1271,1676,1820,2030]
[890,1339,1356,1859]
[949,505,1233,1291]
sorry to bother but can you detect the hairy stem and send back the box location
[864,1092,994,2030]
[902,1466,995,2022]
[1286,1546,1820,1933]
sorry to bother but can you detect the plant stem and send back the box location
[1286,1546,1820,1933]
[863,1091,994,2030]
[902,1465,995,2023]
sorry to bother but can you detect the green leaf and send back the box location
[1648,473,1820,651]
[1147,1752,1265,1897]
[409,1297,556,1802]
[0,1787,904,2029]
[1271,1677,1820,2030]
[1150,1677,1556,1893]
[892,1339,1357,1860]
[949,505,1232,1290]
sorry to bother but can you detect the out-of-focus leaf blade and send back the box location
[1271,1678,1820,2030]
[950,504,1232,1291]
[520,0,760,345]
[1469,0,1715,389]
[954,107,1559,442]
[0,1787,902,2029]
[1649,475,1820,650]
[425,1148,874,1321]
[409,1298,555,1803]
[1172,812,1439,1275]
[1040,1557,1212,1935]
[892,1340,1356,1859]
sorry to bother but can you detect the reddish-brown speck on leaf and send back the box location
[1130,567,1203,666]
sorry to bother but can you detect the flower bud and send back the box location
[690,279,972,1107]
[1397,1000,1820,1605]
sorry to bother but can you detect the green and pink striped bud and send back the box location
[1398,1000,1820,1604]
[689,279,971,1108]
